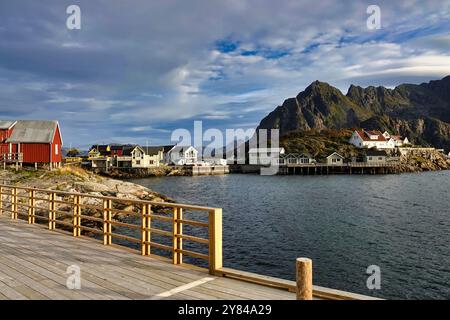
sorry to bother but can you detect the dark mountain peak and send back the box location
[347,84,363,97]
[304,80,335,92]
[299,80,344,101]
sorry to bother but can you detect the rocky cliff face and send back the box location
[257,76,450,151]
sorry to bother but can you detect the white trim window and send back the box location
[55,144,59,155]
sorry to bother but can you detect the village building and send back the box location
[350,130,398,149]
[0,120,63,168]
[382,131,409,147]
[166,145,199,165]
[130,146,165,168]
[282,153,315,165]
[364,149,388,165]
[89,144,177,168]
[113,145,134,168]
[248,147,285,165]
[88,145,111,159]
[89,145,113,168]
[326,152,345,165]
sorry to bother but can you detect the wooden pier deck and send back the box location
[0,215,296,300]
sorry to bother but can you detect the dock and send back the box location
[0,216,296,300]
[0,183,377,300]
[278,163,401,175]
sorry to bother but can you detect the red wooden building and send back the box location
[0,120,63,168]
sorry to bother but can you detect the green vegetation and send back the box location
[66,148,80,157]
[280,129,364,162]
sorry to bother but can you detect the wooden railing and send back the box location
[0,153,23,163]
[0,183,223,275]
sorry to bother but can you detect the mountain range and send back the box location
[257,76,450,151]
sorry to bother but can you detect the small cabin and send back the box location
[326,152,345,165]
[365,150,387,164]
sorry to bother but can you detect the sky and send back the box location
[0,0,450,148]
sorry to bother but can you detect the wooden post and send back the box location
[172,207,183,264]
[296,258,313,300]
[209,208,223,275]
[73,196,81,237]
[177,208,183,264]
[141,204,147,255]
[11,187,17,219]
[107,200,112,244]
[141,204,152,256]
[27,190,35,224]
[103,199,112,245]
[0,186,3,215]
[31,190,35,224]
[49,193,56,230]
[145,204,151,255]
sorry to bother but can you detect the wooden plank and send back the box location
[0,245,116,300]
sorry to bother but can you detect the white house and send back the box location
[382,131,409,147]
[166,145,199,165]
[326,152,345,165]
[248,147,285,165]
[349,130,396,149]
[130,146,165,168]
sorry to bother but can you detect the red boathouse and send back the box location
[0,120,63,168]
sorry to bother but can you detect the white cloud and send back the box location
[0,0,449,146]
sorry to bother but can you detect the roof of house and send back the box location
[140,146,165,156]
[170,145,197,154]
[298,153,313,158]
[162,145,175,153]
[366,149,388,156]
[355,130,387,142]
[0,120,17,130]
[122,145,138,156]
[6,120,60,143]
[327,152,344,159]
[390,135,403,141]
[110,144,124,151]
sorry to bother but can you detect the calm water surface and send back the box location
[130,171,450,299]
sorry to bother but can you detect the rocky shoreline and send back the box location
[92,166,190,179]
[397,149,450,172]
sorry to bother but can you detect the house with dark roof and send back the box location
[0,120,63,168]
[364,149,388,165]
[129,145,165,168]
